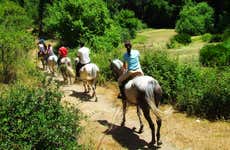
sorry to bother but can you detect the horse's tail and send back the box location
[91,64,99,79]
[145,80,163,119]
[67,66,75,77]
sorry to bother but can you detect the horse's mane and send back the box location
[112,59,123,70]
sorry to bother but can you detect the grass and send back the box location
[132,29,207,65]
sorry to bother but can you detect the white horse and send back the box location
[47,54,58,76]
[75,58,99,102]
[110,59,163,147]
[59,57,75,84]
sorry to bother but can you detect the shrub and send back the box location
[222,27,230,41]
[175,65,204,115]
[201,33,212,42]
[0,82,82,149]
[114,9,144,39]
[0,1,32,30]
[0,26,34,83]
[167,33,191,48]
[198,68,230,119]
[175,2,214,35]
[44,0,112,47]
[199,44,230,67]
[175,66,230,119]
[141,51,178,103]
[209,34,223,43]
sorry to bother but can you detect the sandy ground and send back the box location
[49,73,229,150]
[57,77,178,150]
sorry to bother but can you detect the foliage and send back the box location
[222,27,230,41]
[0,1,32,30]
[175,2,214,35]
[201,33,212,42]
[209,34,223,43]
[167,33,191,48]
[90,24,123,52]
[44,0,112,47]
[0,26,34,83]
[139,50,229,119]
[141,51,178,102]
[114,9,144,39]
[0,82,82,149]
[176,67,230,119]
[199,44,230,67]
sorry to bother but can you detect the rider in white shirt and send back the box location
[75,42,91,79]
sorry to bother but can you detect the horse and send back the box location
[38,51,48,70]
[110,59,163,147]
[37,42,48,70]
[75,58,99,102]
[59,57,75,84]
[47,54,58,76]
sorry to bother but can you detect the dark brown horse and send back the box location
[110,59,163,147]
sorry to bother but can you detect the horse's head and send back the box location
[109,59,123,80]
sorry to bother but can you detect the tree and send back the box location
[175,2,214,35]
[44,0,111,47]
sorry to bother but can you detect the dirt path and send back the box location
[53,74,177,150]
[50,73,229,150]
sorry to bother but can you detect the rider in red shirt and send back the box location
[58,46,68,65]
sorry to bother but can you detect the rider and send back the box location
[47,44,55,56]
[58,46,68,65]
[118,41,144,99]
[37,38,47,56]
[75,41,91,80]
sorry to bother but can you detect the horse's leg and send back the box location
[69,72,72,85]
[156,118,162,145]
[121,99,127,126]
[137,106,144,133]
[140,104,156,146]
[83,81,87,93]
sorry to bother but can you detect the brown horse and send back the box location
[110,59,163,147]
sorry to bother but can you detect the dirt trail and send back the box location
[53,74,177,150]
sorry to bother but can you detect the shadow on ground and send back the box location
[98,120,160,150]
[69,90,93,102]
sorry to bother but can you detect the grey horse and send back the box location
[110,59,163,147]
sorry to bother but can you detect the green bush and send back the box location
[44,0,112,47]
[0,1,32,30]
[167,33,191,49]
[141,51,178,103]
[198,68,230,119]
[199,44,230,67]
[0,82,82,149]
[222,27,230,41]
[114,9,144,39]
[175,2,214,35]
[0,26,34,83]
[201,33,212,42]
[209,34,223,43]
[175,66,230,119]
[175,65,204,115]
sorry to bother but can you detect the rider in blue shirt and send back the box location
[118,41,144,98]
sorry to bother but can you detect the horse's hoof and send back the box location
[95,97,98,102]
[148,142,156,149]
[148,141,156,148]
[157,140,162,145]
